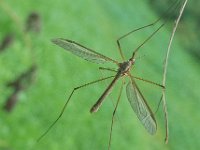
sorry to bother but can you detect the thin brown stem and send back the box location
[162,0,187,144]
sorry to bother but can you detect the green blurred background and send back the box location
[0,0,199,150]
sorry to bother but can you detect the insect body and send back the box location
[38,1,183,149]
[51,38,160,135]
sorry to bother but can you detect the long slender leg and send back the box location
[116,0,180,60]
[131,23,165,59]
[131,0,181,59]
[117,22,160,61]
[108,81,124,150]
[132,76,165,89]
[116,39,125,61]
[37,75,115,142]
[154,94,163,114]
[99,67,117,73]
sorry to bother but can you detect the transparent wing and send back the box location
[126,76,157,135]
[52,38,117,64]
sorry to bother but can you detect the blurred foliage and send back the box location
[0,0,199,150]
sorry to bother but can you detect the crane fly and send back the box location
[38,0,182,149]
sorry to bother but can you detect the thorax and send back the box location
[118,59,135,76]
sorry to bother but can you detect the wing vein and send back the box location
[52,38,118,64]
[126,75,157,135]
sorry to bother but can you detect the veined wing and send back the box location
[126,76,157,135]
[52,38,118,64]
